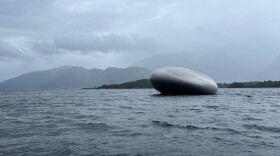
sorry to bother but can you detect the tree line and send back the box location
[83,79,280,89]
[218,80,280,88]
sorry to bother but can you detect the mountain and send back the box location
[132,53,274,82]
[0,66,152,90]
[255,55,280,81]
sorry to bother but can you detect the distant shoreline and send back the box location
[82,79,153,89]
[82,79,280,89]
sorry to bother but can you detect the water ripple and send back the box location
[243,124,280,133]
[1,88,280,155]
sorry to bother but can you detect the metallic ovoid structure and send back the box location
[149,67,218,95]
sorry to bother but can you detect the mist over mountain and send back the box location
[1,52,279,90]
[0,66,152,90]
[255,55,280,81]
[132,53,277,82]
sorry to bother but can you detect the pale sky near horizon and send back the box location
[0,0,280,81]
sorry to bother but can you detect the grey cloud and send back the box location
[1,0,280,82]
[0,41,23,59]
[0,0,165,34]
[0,0,54,31]
[136,0,280,54]
[54,33,157,53]
[29,41,60,55]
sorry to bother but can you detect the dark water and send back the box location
[1,89,280,156]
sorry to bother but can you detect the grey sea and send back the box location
[1,89,280,156]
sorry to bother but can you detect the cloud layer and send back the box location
[0,0,280,81]
[54,33,157,53]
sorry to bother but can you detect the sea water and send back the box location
[1,89,280,155]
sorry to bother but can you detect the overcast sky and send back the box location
[0,0,280,81]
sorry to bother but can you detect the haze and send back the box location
[1,0,280,82]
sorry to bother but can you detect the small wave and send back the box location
[213,137,223,141]
[234,93,242,95]
[46,148,73,156]
[150,94,190,97]
[189,108,203,112]
[233,93,253,98]
[243,117,262,121]
[44,128,67,137]
[243,124,280,133]
[151,120,241,134]
[119,106,133,109]
[74,122,118,132]
[150,94,165,97]
[152,121,202,130]
[204,105,219,109]
[135,111,145,114]
[75,114,100,120]
[152,120,174,128]
[220,128,241,134]
[244,95,253,98]
[128,133,143,137]
[203,127,241,134]
[108,154,130,156]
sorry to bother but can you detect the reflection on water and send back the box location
[0,89,280,155]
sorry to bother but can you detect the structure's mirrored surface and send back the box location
[150,67,218,95]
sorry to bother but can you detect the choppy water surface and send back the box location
[1,89,280,156]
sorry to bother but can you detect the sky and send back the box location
[0,0,280,82]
